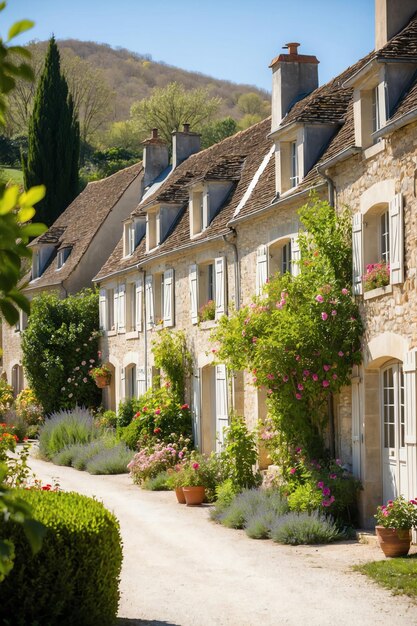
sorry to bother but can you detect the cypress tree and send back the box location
[22,36,79,227]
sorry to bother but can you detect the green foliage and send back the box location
[354,558,417,600]
[375,496,417,530]
[22,36,79,227]
[287,482,323,514]
[21,289,101,413]
[212,488,289,531]
[130,81,221,145]
[269,511,342,545]
[15,388,43,426]
[97,409,117,429]
[200,116,238,149]
[212,195,363,460]
[0,379,14,414]
[38,407,101,460]
[221,415,261,490]
[128,436,191,485]
[85,443,133,475]
[0,489,122,626]
[81,146,141,182]
[117,396,141,428]
[237,92,270,118]
[152,329,193,401]
[142,470,172,491]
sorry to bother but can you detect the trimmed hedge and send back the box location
[0,490,122,626]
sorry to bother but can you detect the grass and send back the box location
[354,555,417,600]
[0,167,23,185]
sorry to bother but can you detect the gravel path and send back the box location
[28,455,417,626]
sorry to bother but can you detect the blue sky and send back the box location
[4,0,375,92]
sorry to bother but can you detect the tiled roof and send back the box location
[390,74,417,121]
[27,162,143,289]
[95,119,273,280]
[377,12,417,60]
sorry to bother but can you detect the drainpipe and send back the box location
[222,228,240,310]
[316,165,335,208]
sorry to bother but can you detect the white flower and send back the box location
[67,378,72,383]
[89,359,95,363]
[83,377,88,383]
[76,347,80,352]
[68,393,73,398]
[61,387,66,391]
[81,361,86,366]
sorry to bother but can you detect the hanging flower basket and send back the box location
[89,365,112,388]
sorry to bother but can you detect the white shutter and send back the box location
[192,368,201,449]
[145,275,154,327]
[215,256,226,319]
[99,288,107,330]
[113,288,119,330]
[256,245,268,296]
[290,236,301,277]
[147,366,154,389]
[215,364,229,452]
[352,213,363,295]
[351,366,362,479]
[118,284,126,331]
[189,264,199,324]
[135,277,143,332]
[137,366,147,398]
[121,366,126,400]
[404,350,417,502]
[389,193,404,285]
[163,268,174,327]
[129,224,135,254]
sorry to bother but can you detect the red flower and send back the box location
[181,404,189,410]
[153,427,161,434]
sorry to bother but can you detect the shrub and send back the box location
[0,378,13,415]
[128,436,190,484]
[85,443,133,475]
[52,444,81,467]
[142,470,172,491]
[209,479,239,521]
[97,410,117,429]
[220,415,261,490]
[38,407,101,459]
[117,397,141,428]
[15,388,44,426]
[151,329,192,402]
[245,508,277,539]
[287,482,323,514]
[0,490,122,626]
[211,487,290,531]
[72,436,118,471]
[120,415,145,449]
[270,511,342,545]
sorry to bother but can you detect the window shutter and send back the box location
[389,193,404,285]
[215,256,226,319]
[163,268,174,327]
[215,364,229,452]
[147,366,154,389]
[99,288,107,330]
[113,288,119,329]
[118,284,126,331]
[192,368,201,449]
[290,236,301,277]
[135,277,143,332]
[189,264,199,324]
[145,275,154,327]
[121,366,126,400]
[404,350,417,501]
[255,245,268,296]
[137,366,146,398]
[352,213,363,295]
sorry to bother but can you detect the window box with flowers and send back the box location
[363,262,390,292]
[198,300,215,325]
[89,364,112,388]
[374,496,417,557]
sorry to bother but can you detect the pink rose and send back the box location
[315,295,324,303]
[312,374,319,382]
[290,468,296,475]
[341,288,349,295]
[295,393,302,400]
[192,462,200,470]
[321,312,328,321]
[322,380,330,388]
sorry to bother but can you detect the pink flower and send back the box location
[321,312,328,321]
[317,481,324,489]
[312,374,319,382]
[290,468,296,475]
[266,373,274,380]
[297,383,304,391]
[338,351,344,357]
[178,451,184,459]
[295,393,302,400]
[83,377,88,383]
[341,288,349,295]
[295,447,302,454]
[242,330,246,336]
[331,310,337,316]
[192,462,200,470]
[283,375,289,383]
[322,380,330,388]
[322,487,331,497]
[329,473,337,480]
[323,365,330,371]
[252,337,258,343]
[383,510,389,517]
[315,295,324,303]
[155,409,161,415]
[335,459,342,466]
[303,370,310,377]
[295,355,301,361]
[332,374,338,380]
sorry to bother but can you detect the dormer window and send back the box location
[124,218,146,257]
[31,245,55,280]
[56,247,72,270]
[189,181,233,238]
[146,210,160,252]
[190,185,205,237]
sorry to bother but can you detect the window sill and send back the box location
[107,330,117,337]
[363,139,385,161]
[199,319,217,330]
[363,284,393,300]
[126,330,140,340]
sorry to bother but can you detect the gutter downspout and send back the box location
[316,165,335,208]
[222,228,240,311]
[139,267,148,391]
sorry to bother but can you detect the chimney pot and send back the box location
[284,42,300,56]
[151,128,158,139]
[183,123,190,133]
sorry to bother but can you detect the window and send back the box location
[125,364,137,399]
[56,247,72,270]
[124,219,145,257]
[14,310,28,333]
[190,187,205,236]
[189,181,233,238]
[189,258,226,324]
[290,141,298,188]
[352,193,403,295]
[31,245,55,280]
[146,210,160,251]
[281,240,292,274]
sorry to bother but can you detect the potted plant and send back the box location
[198,300,215,323]
[362,262,390,292]
[89,364,112,388]
[180,456,211,506]
[168,464,187,504]
[374,495,417,557]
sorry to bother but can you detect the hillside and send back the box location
[30,39,270,122]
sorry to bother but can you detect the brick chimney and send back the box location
[142,128,169,188]
[172,124,200,169]
[269,42,319,133]
[375,0,416,50]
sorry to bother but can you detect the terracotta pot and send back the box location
[94,375,110,389]
[183,486,205,506]
[175,487,186,504]
[375,525,412,557]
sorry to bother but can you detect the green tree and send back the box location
[130,81,222,145]
[22,290,101,414]
[22,36,79,227]
[237,92,270,117]
[200,116,238,149]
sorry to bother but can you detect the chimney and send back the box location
[269,42,319,133]
[375,0,416,50]
[172,124,200,169]
[142,128,169,188]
